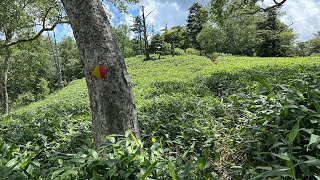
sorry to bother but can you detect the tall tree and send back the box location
[131,16,143,55]
[255,8,281,57]
[113,24,133,58]
[61,0,141,149]
[58,36,83,83]
[210,0,287,23]
[162,26,188,52]
[307,35,320,55]
[8,36,55,107]
[186,3,207,50]
[0,0,68,114]
[256,8,296,57]
[47,30,64,89]
[140,5,154,61]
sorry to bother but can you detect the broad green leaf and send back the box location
[294,89,304,99]
[314,101,320,113]
[168,160,176,180]
[51,169,64,180]
[20,153,35,168]
[307,134,320,150]
[141,161,157,180]
[285,122,299,143]
[197,156,208,170]
[299,159,320,166]
[6,143,15,160]
[5,158,20,168]
[272,153,291,161]
[61,169,78,179]
[254,76,272,91]
[250,168,290,180]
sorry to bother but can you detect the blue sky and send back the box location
[52,0,320,42]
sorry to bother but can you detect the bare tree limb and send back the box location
[145,9,155,18]
[242,0,286,15]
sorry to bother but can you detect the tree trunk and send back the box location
[53,30,64,89]
[61,0,141,149]
[48,31,64,89]
[139,32,143,55]
[141,6,150,61]
[2,46,10,114]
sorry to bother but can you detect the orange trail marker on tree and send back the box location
[92,65,107,79]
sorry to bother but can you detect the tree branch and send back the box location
[242,0,286,15]
[42,7,53,28]
[1,20,70,48]
[145,9,155,18]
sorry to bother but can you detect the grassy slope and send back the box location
[12,54,319,115]
[2,54,320,178]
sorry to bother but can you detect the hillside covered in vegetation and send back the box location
[1,54,320,179]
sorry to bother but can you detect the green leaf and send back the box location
[314,101,320,113]
[285,121,299,143]
[272,153,291,161]
[6,143,15,160]
[168,160,176,180]
[281,97,289,118]
[254,76,272,91]
[256,166,272,171]
[307,134,320,150]
[250,168,290,180]
[294,89,304,99]
[93,170,98,180]
[197,156,208,170]
[5,158,20,168]
[51,169,64,180]
[130,132,141,147]
[0,166,13,179]
[20,153,35,168]
[286,160,295,177]
[141,161,157,180]
[299,159,320,166]
[60,169,78,179]
[213,151,220,161]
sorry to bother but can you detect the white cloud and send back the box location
[280,0,320,41]
[50,0,320,42]
[258,0,320,41]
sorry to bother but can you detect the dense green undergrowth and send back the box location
[1,54,320,179]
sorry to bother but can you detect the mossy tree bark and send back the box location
[61,0,141,149]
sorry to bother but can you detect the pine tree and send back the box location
[186,3,207,50]
[255,8,282,57]
[131,16,143,55]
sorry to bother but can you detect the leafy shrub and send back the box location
[1,55,320,179]
[310,53,320,57]
[12,92,35,108]
[36,78,50,100]
[174,48,185,55]
[186,48,200,55]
